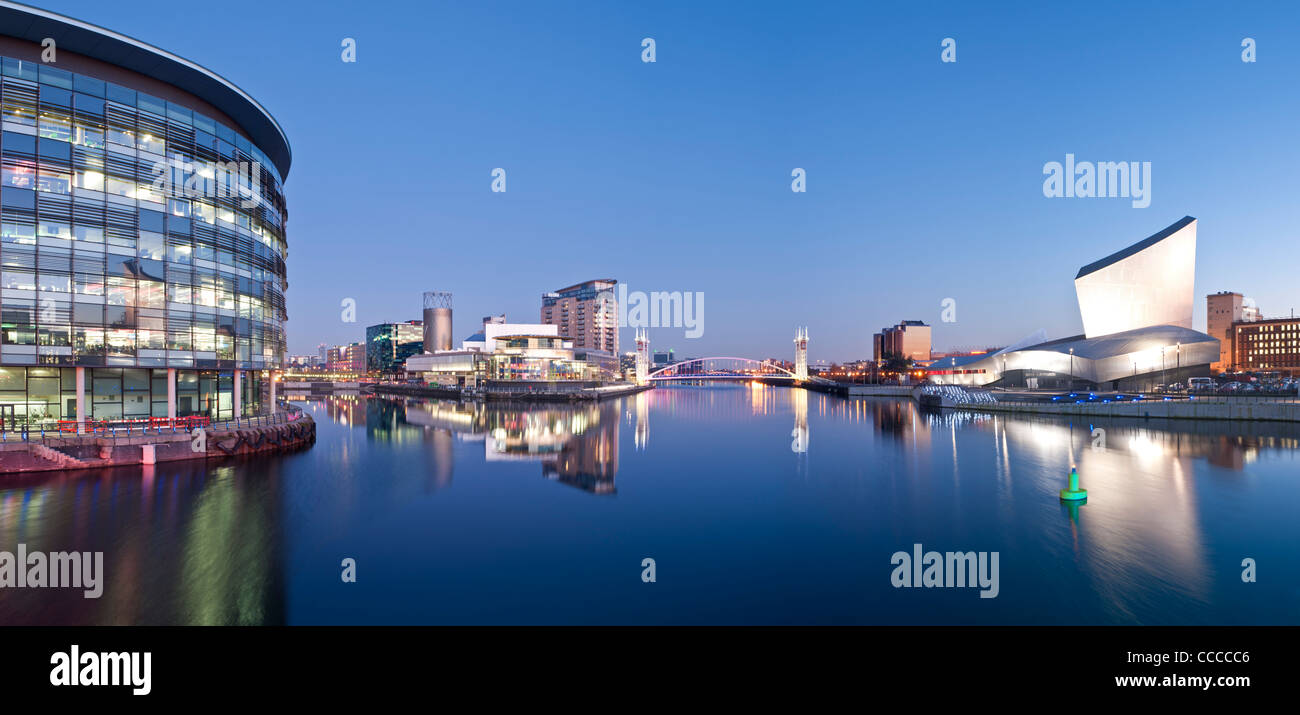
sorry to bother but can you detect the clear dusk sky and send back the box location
[38,0,1300,362]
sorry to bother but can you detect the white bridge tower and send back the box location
[635,328,651,385]
[794,327,808,381]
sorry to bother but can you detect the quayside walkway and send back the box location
[0,409,316,475]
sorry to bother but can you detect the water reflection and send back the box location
[341,397,626,495]
[0,460,284,625]
[2,385,1298,625]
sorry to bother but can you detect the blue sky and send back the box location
[41,0,1300,361]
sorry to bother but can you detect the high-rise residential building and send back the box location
[874,321,931,363]
[366,321,424,374]
[541,279,618,354]
[0,4,291,425]
[1231,317,1300,376]
[1207,291,1262,372]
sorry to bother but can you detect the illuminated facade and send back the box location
[1074,216,1196,338]
[326,343,365,373]
[0,3,291,425]
[541,279,618,354]
[873,320,931,362]
[1232,318,1300,376]
[405,332,609,386]
[928,217,1216,390]
[366,321,423,374]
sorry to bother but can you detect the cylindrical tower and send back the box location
[423,291,453,353]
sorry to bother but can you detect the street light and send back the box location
[1068,347,1074,390]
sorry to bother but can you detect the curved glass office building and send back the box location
[0,2,290,426]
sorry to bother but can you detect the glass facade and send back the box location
[0,365,262,427]
[0,40,288,426]
[366,321,423,374]
[0,56,287,371]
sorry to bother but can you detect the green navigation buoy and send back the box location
[1060,466,1088,501]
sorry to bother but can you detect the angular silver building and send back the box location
[1074,215,1196,338]
[928,217,1216,391]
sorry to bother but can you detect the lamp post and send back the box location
[1176,342,1181,389]
[1068,347,1074,390]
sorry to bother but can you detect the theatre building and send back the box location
[0,3,291,427]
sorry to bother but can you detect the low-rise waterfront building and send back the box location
[404,319,614,387]
[1231,317,1300,377]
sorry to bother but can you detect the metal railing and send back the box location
[1,403,305,444]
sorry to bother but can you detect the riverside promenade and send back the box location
[915,385,1300,423]
[948,395,1300,422]
[0,410,316,474]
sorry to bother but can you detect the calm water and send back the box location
[2,384,1298,625]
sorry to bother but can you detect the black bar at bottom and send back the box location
[0,626,1286,702]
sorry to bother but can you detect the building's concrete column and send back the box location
[75,367,86,435]
[269,371,278,412]
[233,369,242,419]
[167,368,177,421]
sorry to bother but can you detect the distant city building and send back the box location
[1231,317,1300,376]
[542,279,619,354]
[652,349,675,368]
[327,343,366,373]
[366,321,424,374]
[874,321,931,362]
[1207,292,1261,372]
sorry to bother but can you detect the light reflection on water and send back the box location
[1,384,1297,624]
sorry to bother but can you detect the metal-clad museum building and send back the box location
[0,2,290,426]
[928,216,1219,391]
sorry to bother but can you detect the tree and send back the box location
[882,352,914,374]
